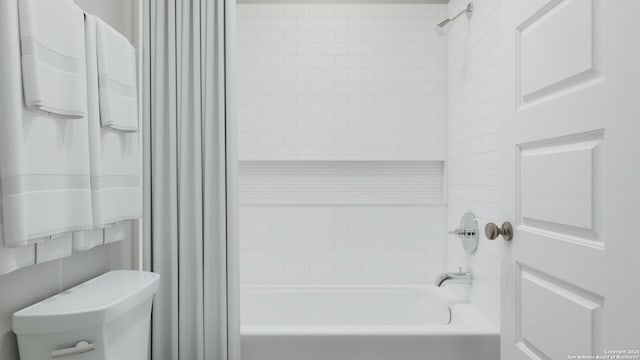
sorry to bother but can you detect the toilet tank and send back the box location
[13,270,160,360]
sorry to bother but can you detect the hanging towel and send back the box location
[0,207,35,275]
[73,220,132,251]
[72,229,104,251]
[96,17,139,132]
[18,0,86,118]
[0,234,35,275]
[73,221,133,251]
[0,1,35,273]
[86,14,142,228]
[35,233,73,264]
[104,221,132,244]
[0,1,93,248]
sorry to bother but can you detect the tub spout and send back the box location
[435,268,472,287]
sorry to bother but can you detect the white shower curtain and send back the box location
[142,0,240,359]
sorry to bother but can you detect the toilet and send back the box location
[12,270,160,360]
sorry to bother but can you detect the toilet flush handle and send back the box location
[51,341,96,358]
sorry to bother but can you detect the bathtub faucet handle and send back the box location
[451,212,480,254]
[448,227,476,237]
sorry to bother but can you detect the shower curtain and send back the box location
[142,0,240,359]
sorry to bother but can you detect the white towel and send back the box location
[0,212,35,275]
[73,220,132,251]
[18,0,86,118]
[0,237,35,275]
[0,1,93,248]
[35,233,73,264]
[96,17,139,132]
[0,1,35,272]
[72,229,104,251]
[104,221,133,244]
[86,15,142,228]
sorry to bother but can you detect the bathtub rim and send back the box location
[240,285,499,336]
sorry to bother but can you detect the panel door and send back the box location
[501,0,640,358]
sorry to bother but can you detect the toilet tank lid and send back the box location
[12,270,160,334]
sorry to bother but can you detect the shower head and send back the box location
[435,18,453,36]
[435,2,473,36]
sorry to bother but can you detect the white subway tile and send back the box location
[238,3,449,286]
[446,0,501,326]
[283,4,309,17]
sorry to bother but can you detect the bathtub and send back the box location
[240,285,499,360]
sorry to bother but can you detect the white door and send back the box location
[501,0,640,359]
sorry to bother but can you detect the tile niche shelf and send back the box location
[238,159,447,206]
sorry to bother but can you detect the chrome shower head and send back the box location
[435,2,473,36]
[435,18,452,36]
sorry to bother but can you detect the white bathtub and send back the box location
[240,286,499,360]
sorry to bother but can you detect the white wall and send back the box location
[445,0,502,325]
[237,3,449,285]
[241,205,447,284]
[75,0,136,43]
[237,3,447,161]
[0,2,139,359]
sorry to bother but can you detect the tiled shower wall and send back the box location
[237,3,448,161]
[237,3,449,285]
[240,205,447,284]
[446,0,502,325]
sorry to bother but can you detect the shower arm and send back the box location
[450,8,468,22]
[451,3,473,22]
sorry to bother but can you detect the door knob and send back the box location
[484,222,513,241]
